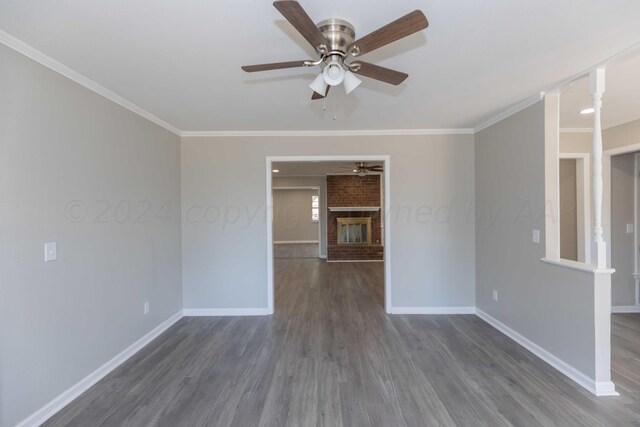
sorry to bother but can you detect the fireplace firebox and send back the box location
[337,217,372,245]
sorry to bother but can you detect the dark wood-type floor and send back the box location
[45,259,640,426]
[612,313,640,403]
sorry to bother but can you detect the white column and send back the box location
[590,68,606,269]
[593,271,616,395]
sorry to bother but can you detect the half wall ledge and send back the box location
[541,258,615,275]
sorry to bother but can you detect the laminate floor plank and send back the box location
[273,243,319,259]
[44,259,640,426]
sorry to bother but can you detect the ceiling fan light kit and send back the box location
[309,73,328,95]
[242,1,428,101]
[322,59,346,86]
[343,71,362,94]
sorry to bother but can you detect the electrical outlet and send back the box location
[44,242,57,262]
[626,223,634,234]
[144,301,150,315]
[532,229,540,244]
[492,289,498,301]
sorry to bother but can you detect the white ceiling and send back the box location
[560,53,640,129]
[272,161,382,176]
[1,0,640,132]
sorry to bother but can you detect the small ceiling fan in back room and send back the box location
[241,1,429,100]
[335,162,383,177]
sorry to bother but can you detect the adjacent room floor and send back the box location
[45,259,640,426]
[274,242,319,259]
[611,313,640,401]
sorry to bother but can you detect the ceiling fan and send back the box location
[241,1,429,99]
[338,162,383,176]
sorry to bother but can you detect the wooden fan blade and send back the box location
[311,85,330,100]
[274,1,328,52]
[241,60,309,72]
[347,10,428,57]
[367,166,384,171]
[351,61,408,85]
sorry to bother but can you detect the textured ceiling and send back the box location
[1,0,640,131]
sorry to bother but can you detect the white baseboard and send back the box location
[611,305,640,313]
[594,381,619,396]
[273,240,319,244]
[476,309,618,397]
[391,306,476,315]
[183,308,270,316]
[16,310,184,427]
[326,259,384,263]
[319,254,327,259]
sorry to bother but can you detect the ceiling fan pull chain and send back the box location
[333,90,337,121]
[323,96,326,111]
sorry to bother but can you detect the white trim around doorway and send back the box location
[266,155,392,314]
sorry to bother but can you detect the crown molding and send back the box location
[180,128,474,138]
[560,128,593,133]
[473,41,640,135]
[548,41,640,95]
[0,29,181,136]
[474,92,545,133]
[5,26,640,141]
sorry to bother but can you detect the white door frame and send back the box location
[266,155,392,314]
[636,153,640,306]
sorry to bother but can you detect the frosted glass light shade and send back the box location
[343,70,362,94]
[309,73,328,95]
[323,60,345,86]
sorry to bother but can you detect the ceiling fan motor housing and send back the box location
[317,19,355,55]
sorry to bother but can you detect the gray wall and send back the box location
[611,153,636,305]
[604,118,640,151]
[181,135,476,310]
[0,45,182,427]
[272,188,319,242]
[560,132,591,153]
[475,102,596,378]
[559,159,578,261]
[273,176,327,256]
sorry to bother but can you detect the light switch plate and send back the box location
[627,223,634,234]
[44,242,57,262]
[532,229,540,244]
[492,289,498,301]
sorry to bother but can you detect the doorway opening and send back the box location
[558,153,591,263]
[272,186,321,259]
[607,149,640,312]
[266,156,391,314]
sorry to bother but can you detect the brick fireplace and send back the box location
[327,175,383,261]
